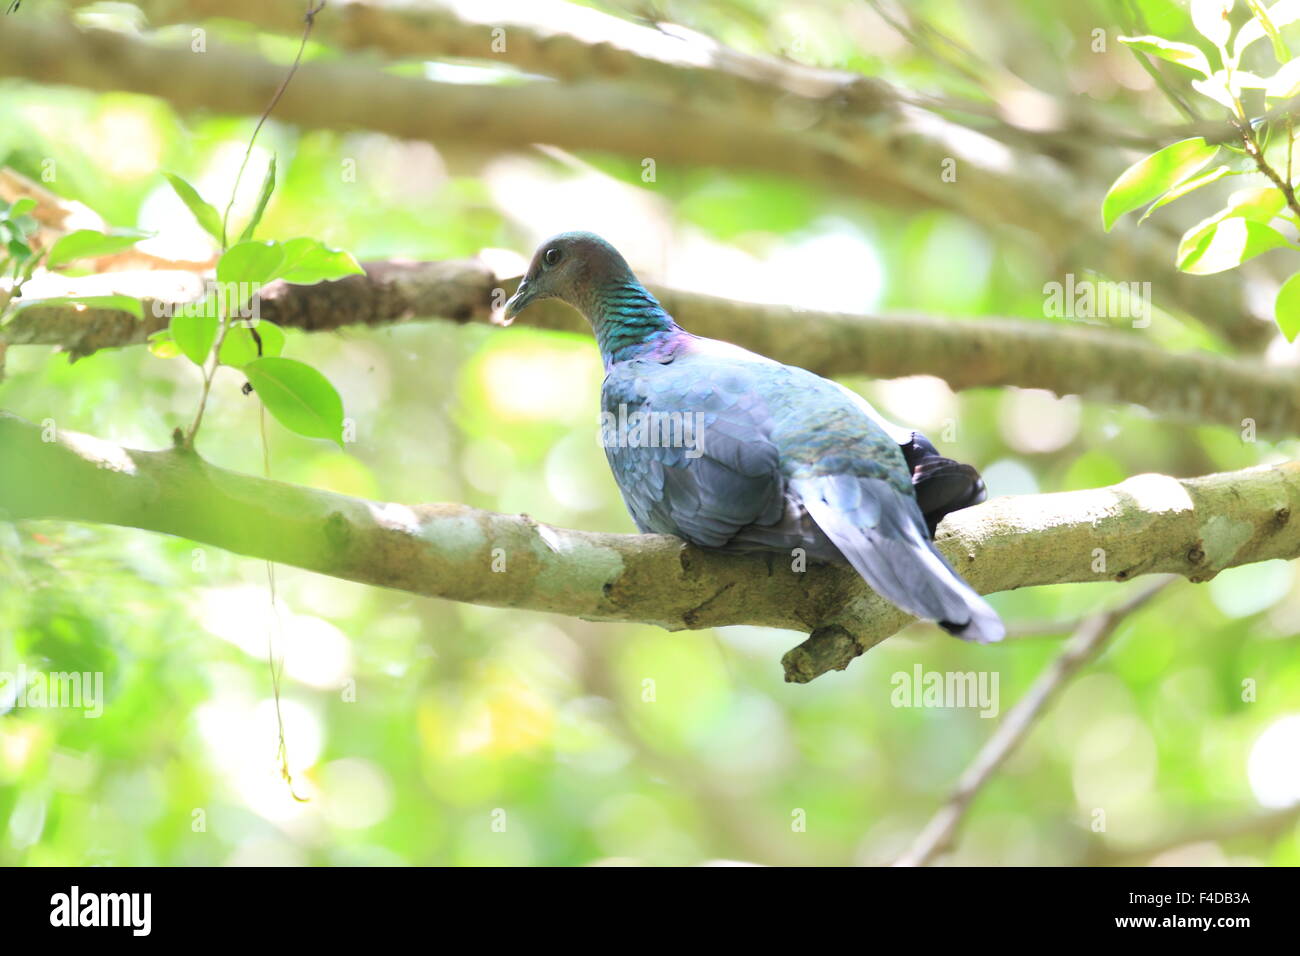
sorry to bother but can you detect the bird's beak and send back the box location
[503,280,535,322]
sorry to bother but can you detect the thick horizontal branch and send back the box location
[7,258,1299,436]
[2,413,1297,683]
[0,12,1264,346]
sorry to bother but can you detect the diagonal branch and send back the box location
[2,412,1298,685]
[65,0,1295,170]
[891,577,1175,867]
[6,259,1300,436]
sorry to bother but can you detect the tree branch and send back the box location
[0,12,1267,347]
[70,0,1287,168]
[6,258,1299,436]
[892,577,1174,867]
[69,0,899,118]
[2,412,1298,684]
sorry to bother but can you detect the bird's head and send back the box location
[503,231,632,322]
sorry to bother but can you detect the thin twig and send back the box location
[219,0,325,249]
[867,0,992,92]
[184,0,324,448]
[892,577,1177,867]
[1286,115,1294,188]
[259,404,306,801]
[1233,114,1300,224]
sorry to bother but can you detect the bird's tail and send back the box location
[791,475,1004,644]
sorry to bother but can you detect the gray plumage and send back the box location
[504,232,1003,643]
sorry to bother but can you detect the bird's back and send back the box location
[604,334,909,479]
[600,335,908,544]
[600,334,1003,643]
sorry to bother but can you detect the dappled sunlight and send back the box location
[1000,388,1082,454]
[1114,473,1196,514]
[669,225,885,313]
[477,343,600,422]
[873,376,956,432]
[1249,715,1300,809]
[195,587,353,689]
[58,430,138,475]
[196,695,323,824]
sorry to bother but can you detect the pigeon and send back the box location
[503,232,1003,643]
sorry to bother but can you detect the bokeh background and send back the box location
[1,0,1299,866]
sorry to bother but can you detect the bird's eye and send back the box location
[544,247,562,267]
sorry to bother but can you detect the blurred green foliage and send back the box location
[1,0,1298,866]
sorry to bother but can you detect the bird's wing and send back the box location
[601,358,785,547]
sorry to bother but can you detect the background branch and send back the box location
[0,10,1267,347]
[6,258,1298,435]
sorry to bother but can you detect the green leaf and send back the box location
[1177,216,1292,273]
[218,320,285,367]
[0,209,37,247]
[1103,138,1220,230]
[1139,164,1235,222]
[1192,69,1267,109]
[1192,0,1235,49]
[170,308,220,365]
[1226,185,1287,220]
[1265,58,1300,98]
[45,228,151,269]
[243,356,345,446]
[1246,0,1293,60]
[147,329,182,359]
[12,294,143,319]
[1236,0,1300,60]
[216,240,285,318]
[237,156,277,244]
[1275,271,1300,339]
[216,240,285,286]
[1119,36,1213,77]
[164,172,224,245]
[1243,0,1292,60]
[6,214,37,243]
[275,237,365,284]
[7,198,36,218]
